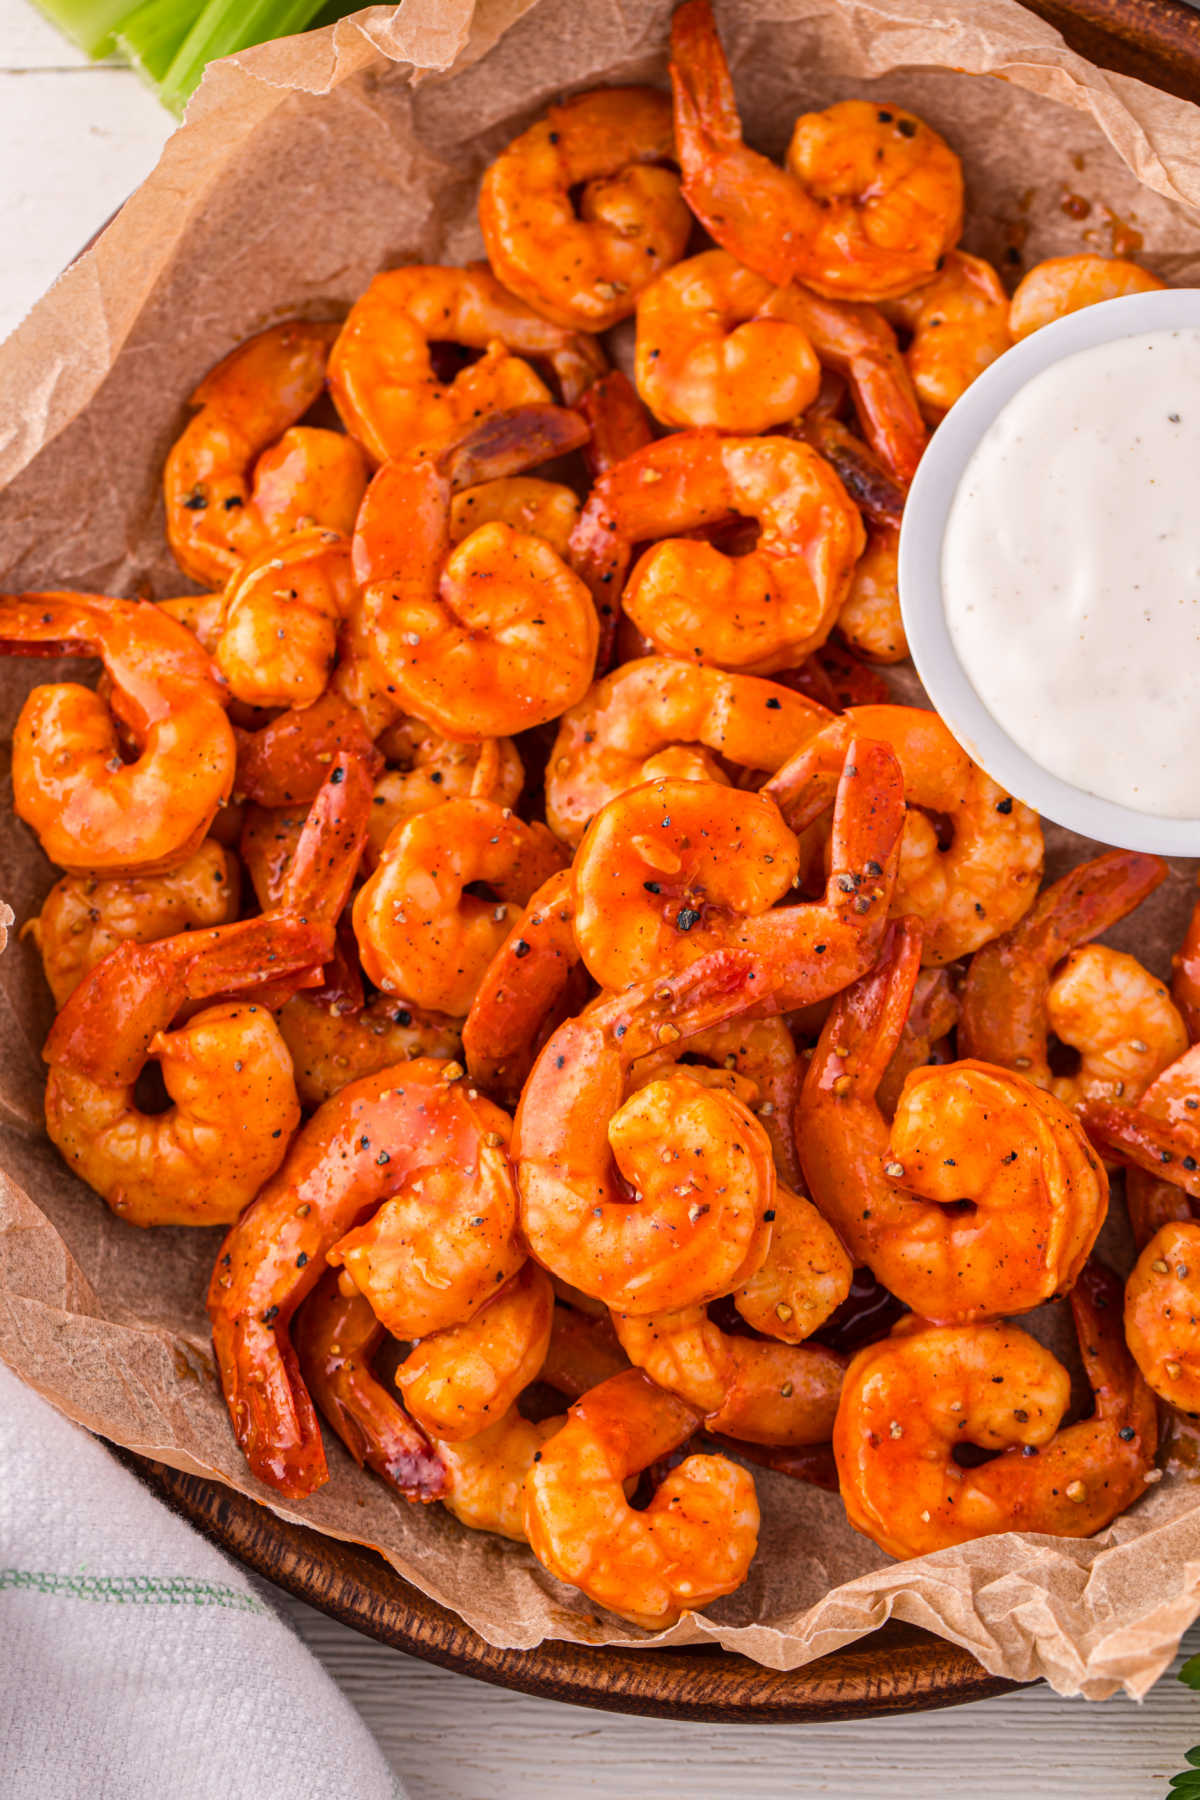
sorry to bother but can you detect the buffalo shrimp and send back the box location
[26,841,240,1008]
[797,920,1108,1323]
[524,1369,759,1628]
[1,592,235,875]
[670,0,961,302]
[208,1058,523,1496]
[352,797,565,1017]
[479,89,691,331]
[544,657,833,846]
[164,322,348,587]
[764,705,1043,964]
[571,737,904,1005]
[328,264,603,463]
[834,1263,1157,1559]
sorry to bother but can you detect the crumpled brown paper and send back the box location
[4,0,1200,1703]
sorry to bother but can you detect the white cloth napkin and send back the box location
[0,1362,401,1800]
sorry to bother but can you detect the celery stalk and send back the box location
[30,0,138,58]
[156,0,331,114]
[112,0,205,85]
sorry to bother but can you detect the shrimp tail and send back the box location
[440,403,591,490]
[960,849,1166,1066]
[580,370,655,479]
[828,736,905,893]
[1082,1095,1200,1200]
[669,0,808,290]
[234,693,384,808]
[293,1272,447,1501]
[1070,1259,1158,1455]
[814,917,924,1098]
[761,719,849,831]
[596,947,766,1060]
[213,1311,328,1498]
[43,913,330,1088]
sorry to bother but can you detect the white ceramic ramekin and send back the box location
[898,285,1200,855]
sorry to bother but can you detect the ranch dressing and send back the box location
[942,327,1200,818]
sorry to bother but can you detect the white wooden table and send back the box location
[4,2,1200,1789]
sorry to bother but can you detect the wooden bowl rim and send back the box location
[126,1454,1024,1722]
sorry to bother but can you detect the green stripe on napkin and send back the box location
[0,1570,268,1612]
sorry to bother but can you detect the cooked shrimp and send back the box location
[837,527,905,663]
[777,284,928,483]
[276,992,462,1109]
[41,755,371,1227]
[233,692,383,809]
[525,1368,758,1628]
[1125,1221,1200,1413]
[328,264,603,464]
[764,705,1043,965]
[352,797,564,1017]
[612,1299,845,1446]
[1172,876,1200,1042]
[794,409,907,528]
[635,249,822,432]
[1009,254,1165,340]
[575,432,864,675]
[239,805,307,909]
[1127,1169,1195,1253]
[158,591,225,654]
[573,369,659,668]
[325,1077,523,1343]
[833,1261,1157,1559]
[292,1271,446,1500]
[208,1058,522,1496]
[514,952,779,1314]
[248,426,368,542]
[42,919,321,1228]
[541,1302,631,1398]
[636,250,928,482]
[874,965,959,1118]
[670,0,962,303]
[479,89,692,332]
[959,849,1167,1082]
[732,1182,853,1342]
[1045,946,1187,1114]
[629,1016,806,1188]
[440,1409,563,1542]
[450,477,579,556]
[322,1366,557,1525]
[164,322,341,587]
[1,592,235,875]
[330,588,405,741]
[572,738,904,1005]
[884,250,1011,420]
[1082,1042,1200,1204]
[798,919,1108,1323]
[25,840,240,1008]
[215,529,355,710]
[352,410,598,739]
[367,729,524,866]
[462,868,585,1106]
[397,1260,554,1441]
[579,369,655,479]
[545,656,833,846]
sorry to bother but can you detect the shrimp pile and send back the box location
[6,0,1184,1632]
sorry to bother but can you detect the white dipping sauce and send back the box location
[942,327,1200,818]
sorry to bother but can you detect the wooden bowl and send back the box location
[121,0,1200,1723]
[131,1456,1021,1721]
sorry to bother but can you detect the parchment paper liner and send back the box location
[3,0,1200,1700]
